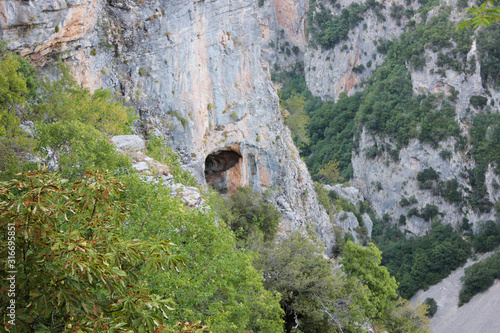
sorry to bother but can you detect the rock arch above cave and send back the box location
[205,144,243,193]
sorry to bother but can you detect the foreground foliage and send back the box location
[0,48,284,332]
[119,176,285,333]
[0,170,183,332]
[219,185,281,242]
[253,233,371,333]
[340,242,398,321]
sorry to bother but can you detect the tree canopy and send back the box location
[0,169,183,332]
[457,0,500,30]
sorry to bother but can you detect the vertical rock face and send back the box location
[304,0,408,100]
[1,0,334,249]
[258,0,309,68]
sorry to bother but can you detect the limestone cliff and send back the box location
[1,0,335,249]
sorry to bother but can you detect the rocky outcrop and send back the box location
[1,0,99,63]
[1,0,335,250]
[111,134,207,210]
[324,184,373,239]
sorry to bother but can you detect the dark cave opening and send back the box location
[204,148,242,191]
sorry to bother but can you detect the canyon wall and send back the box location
[1,0,336,249]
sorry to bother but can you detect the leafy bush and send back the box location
[220,186,281,242]
[438,179,462,205]
[253,232,373,332]
[417,167,440,183]
[36,120,131,180]
[0,52,134,180]
[341,241,398,321]
[469,95,488,109]
[472,220,500,253]
[0,170,184,332]
[36,66,135,135]
[386,298,430,332]
[439,149,453,160]
[400,196,418,207]
[420,204,440,221]
[423,298,438,317]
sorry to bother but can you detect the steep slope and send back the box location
[1,0,335,249]
[411,251,500,333]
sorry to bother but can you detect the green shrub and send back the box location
[417,167,440,183]
[400,196,418,207]
[459,252,500,306]
[220,186,281,242]
[353,64,365,73]
[439,149,453,160]
[36,120,131,180]
[424,298,438,317]
[167,110,188,127]
[147,135,197,186]
[375,222,470,299]
[421,204,439,221]
[469,95,488,109]
[472,220,500,253]
[438,179,461,205]
[0,170,183,332]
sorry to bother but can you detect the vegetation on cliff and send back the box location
[0,48,284,332]
[0,45,433,333]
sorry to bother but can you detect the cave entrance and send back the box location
[205,145,242,193]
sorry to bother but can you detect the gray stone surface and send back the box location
[112,135,145,152]
[132,161,149,172]
[324,184,372,239]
